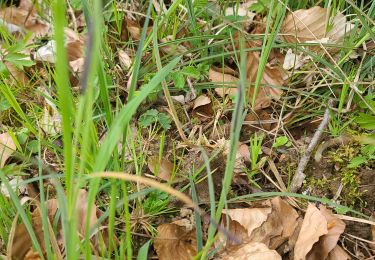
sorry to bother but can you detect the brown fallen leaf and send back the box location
[192,95,214,119]
[147,156,174,181]
[0,132,16,167]
[69,57,85,74]
[218,207,272,248]
[268,197,299,249]
[3,61,28,84]
[75,189,98,237]
[154,223,197,260]
[118,49,132,70]
[281,7,354,45]
[208,68,238,98]
[327,245,351,260]
[238,144,251,162]
[0,7,49,37]
[294,203,329,260]
[246,51,284,110]
[307,205,346,260]
[9,200,61,259]
[8,190,104,259]
[219,242,281,260]
[244,109,273,130]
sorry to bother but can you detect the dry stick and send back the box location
[290,101,332,192]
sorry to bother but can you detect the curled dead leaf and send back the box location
[154,223,197,260]
[281,7,354,45]
[294,205,328,259]
[218,207,272,248]
[294,203,329,260]
[307,205,346,260]
[0,132,16,167]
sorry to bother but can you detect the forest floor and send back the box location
[0,0,374,259]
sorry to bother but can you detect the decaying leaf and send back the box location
[246,51,284,110]
[283,49,308,70]
[307,205,346,260]
[208,68,238,98]
[0,7,49,37]
[147,156,174,181]
[219,242,281,260]
[9,199,60,259]
[8,190,103,259]
[281,6,354,45]
[0,175,27,197]
[268,197,299,249]
[34,40,56,63]
[225,208,272,238]
[154,223,197,260]
[327,245,350,260]
[118,49,132,69]
[0,132,16,167]
[192,95,213,119]
[69,57,85,74]
[294,203,345,260]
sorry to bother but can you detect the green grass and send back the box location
[0,0,374,259]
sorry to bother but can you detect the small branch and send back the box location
[290,101,332,192]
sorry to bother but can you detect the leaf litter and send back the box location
[0,0,374,259]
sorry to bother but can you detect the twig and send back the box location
[290,100,332,192]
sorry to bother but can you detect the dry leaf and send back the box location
[0,132,16,167]
[75,189,98,237]
[147,156,174,181]
[283,49,307,70]
[294,203,329,260]
[327,245,351,260]
[307,205,346,260]
[246,51,284,110]
[9,200,60,259]
[193,95,211,110]
[0,176,27,197]
[238,144,250,162]
[218,207,272,248]
[3,61,28,84]
[34,40,56,63]
[118,49,132,69]
[69,57,85,74]
[219,242,281,260]
[268,197,299,249]
[208,68,238,98]
[0,7,49,37]
[154,223,197,260]
[282,7,354,45]
[192,95,213,119]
